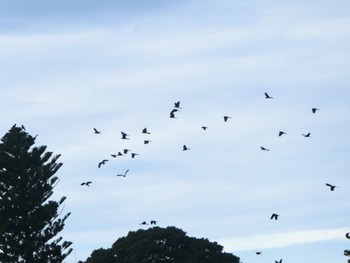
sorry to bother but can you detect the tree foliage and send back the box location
[0,125,72,262]
[82,226,240,263]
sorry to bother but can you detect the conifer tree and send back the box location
[0,125,72,262]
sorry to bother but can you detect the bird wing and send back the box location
[125,169,129,175]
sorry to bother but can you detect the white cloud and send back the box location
[219,227,348,251]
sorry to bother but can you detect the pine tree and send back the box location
[0,124,72,262]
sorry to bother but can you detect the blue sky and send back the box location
[1,1,349,262]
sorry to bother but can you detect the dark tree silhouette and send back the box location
[0,125,72,262]
[81,226,240,263]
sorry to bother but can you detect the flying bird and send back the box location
[123,149,131,154]
[260,146,270,151]
[170,109,178,118]
[275,260,282,263]
[131,153,139,158]
[346,232,350,239]
[174,101,181,109]
[326,183,337,191]
[111,152,124,158]
[140,221,148,225]
[312,108,319,113]
[302,132,311,137]
[98,159,108,168]
[116,169,129,177]
[150,220,157,225]
[201,126,208,130]
[183,145,191,151]
[255,251,262,255]
[121,131,129,140]
[142,128,151,134]
[264,92,273,99]
[270,213,280,220]
[93,128,101,134]
[278,131,286,136]
[81,181,92,187]
[223,116,231,122]
[144,140,151,144]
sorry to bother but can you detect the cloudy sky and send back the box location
[1,0,349,262]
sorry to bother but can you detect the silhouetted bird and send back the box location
[170,109,178,118]
[302,132,311,137]
[312,108,319,114]
[123,149,131,154]
[223,116,231,122]
[174,101,181,109]
[21,125,26,130]
[131,153,139,158]
[93,128,101,134]
[255,251,262,255]
[116,169,129,177]
[265,92,273,99]
[98,159,108,168]
[346,232,350,239]
[140,221,148,225]
[270,213,280,220]
[275,260,282,263]
[202,126,208,130]
[144,140,151,144]
[183,145,190,151]
[260,146,270,151]
[150,220,157,225]
[81,181,92,187]
[278,131,286,136]
[326,183,337,191]
[142,128,151,134]
[121,131,129,140]
[111,152,124,158]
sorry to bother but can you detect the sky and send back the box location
[0,0,349,262]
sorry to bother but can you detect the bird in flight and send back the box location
[81,181,92,187]
[260,146,270,151]
[201,126,208,130]
[111,152,124,158]
[123,149,131,154]
[346,232,350,239]
[255,251,262,255]
[278,131,287,136]
[140,221,148,225]
[170,109,178,118]
[275,259,282,263]
[150,220,157,225]
[270,213,280,220]
[174,101,181,109]
[312,108,319,114]
[116,169,129,177]
[131,153,139,158]
[264,92,273,99]
[223,116,231,122]
[121,131,129,140]
[302,132,311,137]
[183,145,191,151]
[144,140,151,144]
[98,159,108,168]
[142,128,151,134]
[326,183,338,191]
[93,128,101,134]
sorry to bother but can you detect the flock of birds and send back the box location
[78,92,348,262]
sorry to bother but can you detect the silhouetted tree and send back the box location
[0,125,72,262]
[82,226,240,263]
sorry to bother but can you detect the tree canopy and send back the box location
[0,125,72,262]
[81,226,239,263]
